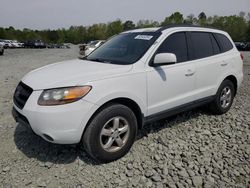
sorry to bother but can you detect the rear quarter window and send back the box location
[214,33,233,53]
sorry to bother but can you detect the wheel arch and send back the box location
[223,75,238,96]
[82,97,144,139]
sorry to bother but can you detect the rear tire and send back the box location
[82,103,138,163]
[209,80,235,115]
[0,50,3,55]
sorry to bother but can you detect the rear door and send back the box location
[189,32,223,98]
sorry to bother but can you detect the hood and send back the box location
[22,59,132,90]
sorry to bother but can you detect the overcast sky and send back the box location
[0,0,249,30]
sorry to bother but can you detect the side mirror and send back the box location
[153,53,177,66]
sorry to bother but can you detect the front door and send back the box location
[146,32,196,116]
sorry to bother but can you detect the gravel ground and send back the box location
[0,48,249,188]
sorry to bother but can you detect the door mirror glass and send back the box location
[153,53,177,66]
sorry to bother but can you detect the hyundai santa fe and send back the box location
[12,25,243,162]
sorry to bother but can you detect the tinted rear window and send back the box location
[214,33,233,53]
[190,32,213,59]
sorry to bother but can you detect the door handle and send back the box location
[221,62,228,66]
[185,69,195,76]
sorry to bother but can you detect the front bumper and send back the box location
[13,90,99,144]
[12,107,32,131]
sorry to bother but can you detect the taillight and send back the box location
[240,53,244,60]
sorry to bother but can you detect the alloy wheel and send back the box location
[100,116,130,152]
[220,86,232,109]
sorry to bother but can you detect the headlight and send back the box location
[38,86,92,106]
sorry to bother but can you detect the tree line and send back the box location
[0,12,249,44]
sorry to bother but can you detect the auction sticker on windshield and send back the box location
[135,35,153,40]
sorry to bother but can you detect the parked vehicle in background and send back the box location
[61,43,71,49]
[12,40,24,48]
[47,43,71,49]
[0,39,7,48]
[12,25,243,162]
[243,42,250,51]
[235,42,245,51]
[47,43,60,49]
[2,40,14,48]
[0,39,4,47]
[0,43,4,55]
[235,42,250,51]
[24,41,34,48]
[79,43,87,57]
[33,40,46,48]
[10,40,19,48]
[24,40,46,48]
[8,40,22,48]
[79,40,105,57]
[0,39,23,48]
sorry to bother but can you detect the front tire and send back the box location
[82,103,138,163]
[209,80,235,115]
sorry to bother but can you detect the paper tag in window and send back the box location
[135,35,153,40]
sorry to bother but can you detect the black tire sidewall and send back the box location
[83,104,137,163]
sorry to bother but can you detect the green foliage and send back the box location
[106,20,123,37]
[198,12,207,26]
[0,12,249,43]
[162,12,184,25]
[123,21,136,31]
[184,14,197,24]
[246,24,250,41]
[137,20,159,28]
[211,15,248,41]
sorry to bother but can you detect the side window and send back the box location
[214,33,233,53]
[190,32,213,59]
[157,32,188,63]
[210,34,220,55]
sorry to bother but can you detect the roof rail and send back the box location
[156,24,217,32]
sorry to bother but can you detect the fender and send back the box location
[215,71,239,95]
[93,92,146,115]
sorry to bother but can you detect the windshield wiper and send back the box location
[87,58,112,64]
[89,58,104,62]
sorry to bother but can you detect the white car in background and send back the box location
[12,40,24,48]
[0,39,4,46]
[9,40,19,48]
[2,40,13,48]
[0,40,23,48]
[80,40,105,57]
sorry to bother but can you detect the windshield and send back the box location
[86,32,161,65]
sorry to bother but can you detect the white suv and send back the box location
[13,25,243,162]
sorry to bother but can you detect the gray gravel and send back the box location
[0,48,249,187]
